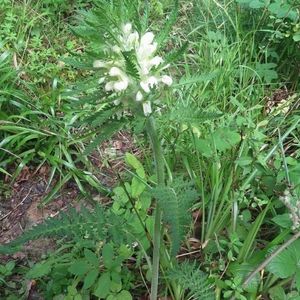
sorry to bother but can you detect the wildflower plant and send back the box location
[68,1,182,299]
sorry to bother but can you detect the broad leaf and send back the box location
[68,259,90,276]
[267,239,300,279]
[94,272,111,298]
[83,269,99,290]
[102,244,114,269]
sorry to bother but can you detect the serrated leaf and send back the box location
[26,262,52,279]
[116,290,132,300]
[68,259,91,276]
[84,248,99,266]
[269,286,286,300]
[272,214,292,229]
[212,128,241,151]
[164,42,188,64]
[131,177,146,198]
[156,0,178,46]
[83,120,125,156]
[94,272,111,298]
[83,269,99,290]
[267,239,300,278]
[195,138,213,157]
[102,244,114,269]
[122,51,140,80]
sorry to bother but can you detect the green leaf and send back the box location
[122,51,140,80]
[84,248,99,265]
[267,239,300,278]
[131,177,146,198]
[293,33,300,42]
[83,269,99,290]
[249,0,265,8]
[272,214,292,229]
[156,0,178,46]
[152,178,198,255]
[83,120,125,156]
[212,128,241,151]
[102,244,114,269]
[26,262,52,279]
[125,153,145,178]
[255,63,278,83]
[94,272,111,298]
[195,138,213,157]
[236,156,253,167]
[296,269,300,291]
[116,290,132,300]
[175,70,219,87]
[164,41,188,64]
[110,271,122,293]
[269,286,286,300]
[68,259,91,276]
[5,261,15,272]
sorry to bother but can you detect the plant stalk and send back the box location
[146,116,165,300]
[243,230,300,288]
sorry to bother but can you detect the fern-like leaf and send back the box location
[152,178,198,255]
[167,102,222,126]
[156,0,179,46]
[83,119,126,156]
[0,206,107,254]
[169,261,215,300]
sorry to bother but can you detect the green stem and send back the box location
[146,116,165,300]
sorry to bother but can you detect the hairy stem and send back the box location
[146,116,165,300]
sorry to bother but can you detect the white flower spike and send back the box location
[93,22,172,115]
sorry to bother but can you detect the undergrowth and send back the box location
[0,0,300,299]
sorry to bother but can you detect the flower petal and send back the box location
[109,67,122,77]
[122,23,132,35]
[136,91,143,101]
[105,82,114,91]
[140,81,150,93]
[161,75,173,86]
[114,80,128,92]
[150,56,163,67]
[141,32,154,45]
[148,76,158,88]
[143,101,152,116]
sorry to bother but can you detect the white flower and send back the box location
[105,82,114,91]
[140,81,150,93]
[136,91,143,101]
[114,80,128,92]
[148,76,158,88]
[109,67,123,77]
[143,101,152,116]
[122,23,132,34]
[141,32,155,45]
[161,75,173,86]
[93,22,173,115]
[127,32,139,48]
[93,60,106,68]
[150,56,164,67]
